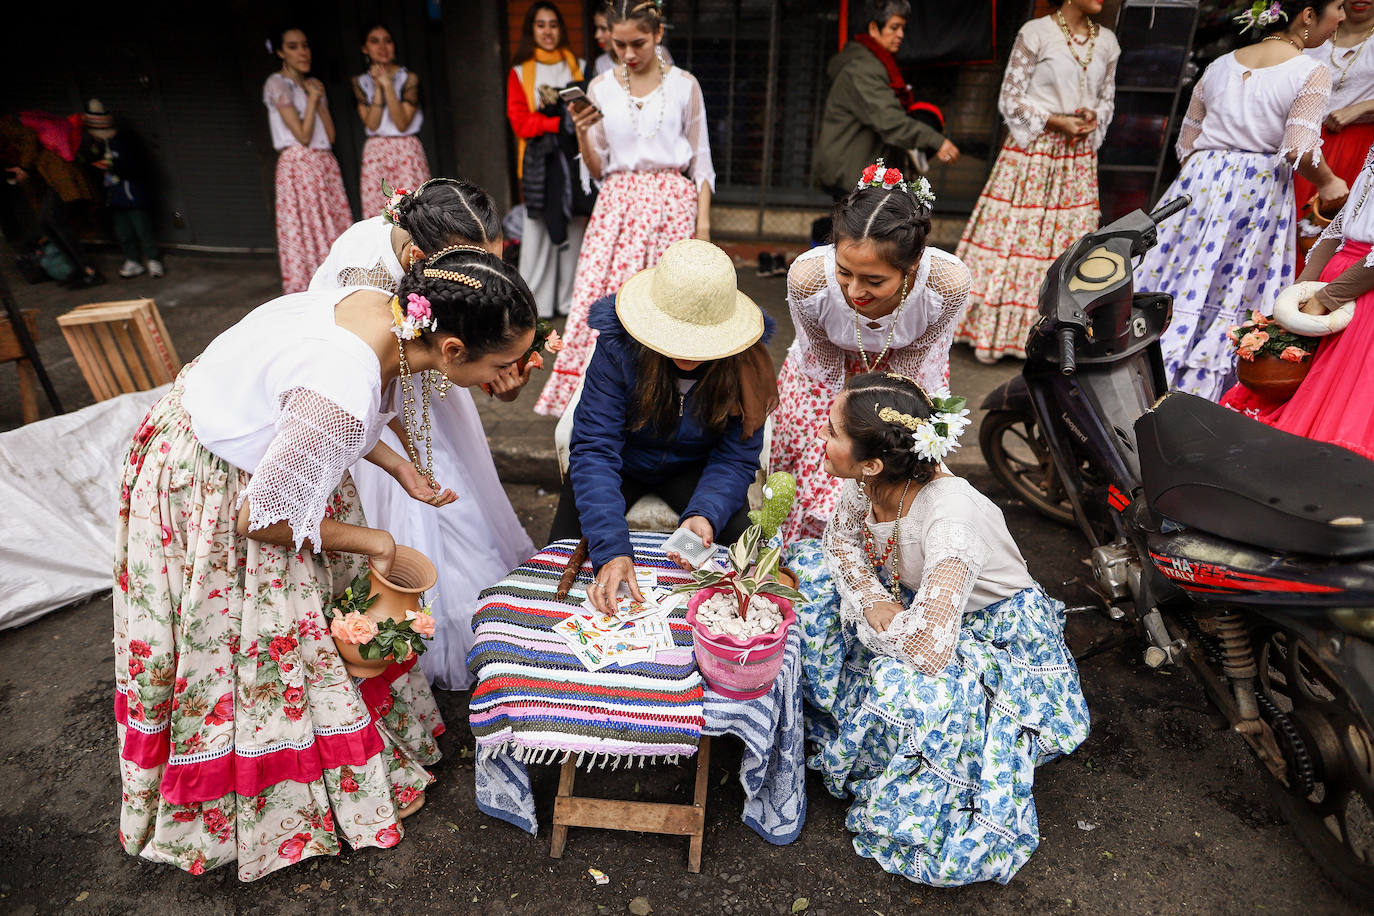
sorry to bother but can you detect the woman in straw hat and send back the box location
[548,238,778,613]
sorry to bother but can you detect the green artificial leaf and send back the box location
[758,582,805,603]
[792,899,810,914]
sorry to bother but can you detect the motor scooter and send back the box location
[979,198,1374,896]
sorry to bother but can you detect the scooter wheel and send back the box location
[978,410,1075,526]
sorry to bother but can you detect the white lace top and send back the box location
[356,67,423,137]
[582,66,715,192]
[1305,39,1374,116]
[1319,146,1374,264]
[823,476,1034,675]
[309,217,404,293]
[999,15,1121,152]
[1176,53,1329,164]
[263,73,332,151]
[181,287,394,551]
[783,245,970,394]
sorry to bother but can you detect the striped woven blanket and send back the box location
[467,534,704,763]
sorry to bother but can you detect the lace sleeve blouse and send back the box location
[308,216,404,293]
[783,244,970,395]
[1175,52,1330,163]
[1306,40,1374,115]
[998,15,1121,151]
[263,73,332,151]
[180,287,394,550]
[582,66,715,192]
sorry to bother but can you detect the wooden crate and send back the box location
[0,309,41,424]
[57,299,181,401]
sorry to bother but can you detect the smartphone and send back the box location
[663,527,715,568]
[558,86,598,114]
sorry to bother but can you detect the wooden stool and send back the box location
[57,298,180,402]
[0,309,41,424]
[549,736,712,872]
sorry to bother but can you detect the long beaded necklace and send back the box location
[861,477,913,600]
[1329,22,1374,90]
[395,337,437,488]
[853,273,910,372]
[617,50,668,140]
[1054,9,1100,95]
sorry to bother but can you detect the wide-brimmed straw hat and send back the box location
[615,239,764,361]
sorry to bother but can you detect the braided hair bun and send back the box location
[392,178,502,255]
[831,183,932,273]
[839,372,940,485]
[398,248,536,357]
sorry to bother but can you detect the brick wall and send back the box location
[508,0,590,63]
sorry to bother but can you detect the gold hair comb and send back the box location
[876,404,924,431]
[429,243,490,261]
[422,268,483,288]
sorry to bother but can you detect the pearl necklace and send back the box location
[1329,23,1374,90]
[1054,10,1100,95]
[853,274,909,372]
[617,50,668,140]
[396,337,437,489]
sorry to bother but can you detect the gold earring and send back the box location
[1303,27,1310,43]
[432,367,453,399]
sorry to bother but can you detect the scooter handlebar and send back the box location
[1149,195,1190,225]
[1058,327,1077,376]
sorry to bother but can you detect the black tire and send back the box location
[978,410,1075,526]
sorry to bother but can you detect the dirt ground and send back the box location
[0,470,1361,916]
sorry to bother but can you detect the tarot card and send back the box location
[601,637,655,666]
[570,638,611,670]
[635,617,676,653]
[663,527,715,568]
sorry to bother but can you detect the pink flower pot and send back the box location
[686,586,794,700]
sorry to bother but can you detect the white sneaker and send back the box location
[147,259,165,278]
[119,259,145,278]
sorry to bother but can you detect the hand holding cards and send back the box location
[664,526,715,569]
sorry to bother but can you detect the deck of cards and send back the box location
[554,584,683,670]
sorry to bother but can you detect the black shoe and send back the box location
[769,252,788,276]
[756,252,774,277]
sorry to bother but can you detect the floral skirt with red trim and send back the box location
[113,368,444,881]
[359,136,432,224]
[954,132,1100,361]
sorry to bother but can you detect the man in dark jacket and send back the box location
[813,0,959,198]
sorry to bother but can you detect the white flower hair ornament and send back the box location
[380,179,412,227]
[1234,1,1287,34]
[875,391,970,463]
[856,158,937,211]
[390,293,438,340]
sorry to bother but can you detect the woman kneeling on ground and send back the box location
[784,371,1091,886]
[548,238,778,614]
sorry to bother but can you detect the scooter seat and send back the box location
[1135,392,1374,558]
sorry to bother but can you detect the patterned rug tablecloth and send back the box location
[468,533,807,845]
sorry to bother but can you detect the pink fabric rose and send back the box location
[406,609,436,638]
[1237,345,1258,362]
[527,350,545,371]
[1226,326,1240,346]
[330,611,379,645]
[375,824,402,848]
[545,329,564,352]
[277,831,312,863]
[1239,330,1269,352]
[1250,310,1272,327]
[406,293,432,322]
[1280,346,1310,362]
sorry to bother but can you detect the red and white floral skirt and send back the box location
[113,368,443,881]
[955,132,1100,361]
[534,169,698,417]
[359,135,432,222]
[274,146,354,294]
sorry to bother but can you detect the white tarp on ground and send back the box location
[0,385,168,630]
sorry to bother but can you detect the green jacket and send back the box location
[812,41,945,194]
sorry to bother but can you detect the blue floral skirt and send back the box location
[784,539,1091,887]
[1133,149,1296,402]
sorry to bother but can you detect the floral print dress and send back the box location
[783,477,1090,886]
[114,361,443,880]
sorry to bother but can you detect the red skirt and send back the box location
[1220,239,1374,459]
[359,136,432,221]
[1294,123,1374,271]
[274,147,353,293]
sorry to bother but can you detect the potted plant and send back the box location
[673,525,804,699]
[325,546,437,679]
[1229,309,1318,401]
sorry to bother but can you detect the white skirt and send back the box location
[351,388,535,690]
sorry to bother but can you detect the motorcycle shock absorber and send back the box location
[1216,610,1261,733]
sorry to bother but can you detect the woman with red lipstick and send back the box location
[954,0,1120,364]
[534,0,715,417]
[1295,0,1374,266]
[263,26,353,293]
[769,163,970,542]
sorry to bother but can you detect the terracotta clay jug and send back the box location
[334,545,437,679]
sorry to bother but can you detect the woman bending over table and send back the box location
[113,248,536,880]
[548,238,778,614]
[784,372,1090,886]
